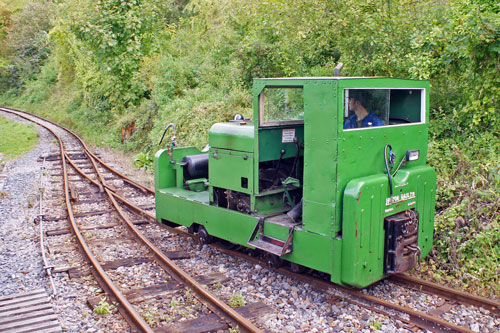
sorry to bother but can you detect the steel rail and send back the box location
[212,245,474,333]
[103,187,261,332]
[38,158,57,296]
[0,106,152,193]
[0,107,262,333]
[51,124,486,332]
[3,106,489,332]
[70,123,263,333]
[89,152,154,194]
[390,273,500,315]
[69,120,262,332]
[1,110,155,332]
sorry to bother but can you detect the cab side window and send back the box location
[259,87,304,127]
[343,89,424,130]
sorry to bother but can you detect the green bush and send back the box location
[2,0,500,298]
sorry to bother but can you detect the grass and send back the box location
[0,115,39,160]
[3,0,28,11]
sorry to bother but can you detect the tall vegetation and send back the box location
[0,0,499,296]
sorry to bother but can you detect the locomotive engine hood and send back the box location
[209,122,254,153]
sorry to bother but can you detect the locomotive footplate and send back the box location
[384,209,421,274]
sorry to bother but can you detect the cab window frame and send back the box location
[259,85,305,127]
[342,87,426,131]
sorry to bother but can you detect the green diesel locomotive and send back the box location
[154,76,436,288]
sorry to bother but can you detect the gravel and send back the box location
[0,122,50,296]
[2,111,498,333]
[0,113,127,332]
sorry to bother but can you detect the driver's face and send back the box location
[348,98,357,112]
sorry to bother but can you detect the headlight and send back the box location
[406,150,420,161]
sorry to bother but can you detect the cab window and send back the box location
[343,88,424,130]
[259,87,304,126]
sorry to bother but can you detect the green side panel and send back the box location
[258,126,304,162]
[254,191,289,215]
[209,122,254,152]
[270,226,331,273]
[209,148,254,194]
[159,187,209,204]
[341,165,436,288]
[330,237,343,284]
[414,166,437,257]
[341,175,386,287]
[302,200,335,233]
[155,149,173,190]
[155,189,330,273]
[155,147,203,190]
[302,80,338,235]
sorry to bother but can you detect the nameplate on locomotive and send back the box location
[385,192,416,206]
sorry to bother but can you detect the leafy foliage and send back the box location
[425,131,500,296]
[5,1,54,81]
[1,0,500,297]
[133,151,153,171]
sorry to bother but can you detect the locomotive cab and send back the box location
[154,77,436,288]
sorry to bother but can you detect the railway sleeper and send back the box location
[159,302,271,333]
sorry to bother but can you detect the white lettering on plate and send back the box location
[385,192,416,206]
[282,128,295,143]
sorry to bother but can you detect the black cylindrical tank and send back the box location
[182,153,209,179]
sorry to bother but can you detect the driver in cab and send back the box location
[344,92,384,129]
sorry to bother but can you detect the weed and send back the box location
[134,152,153,172]
[170,299,179,309]
[370,320,382,330]
[93,297,113,315]
[229,326,240,333]
[160,314,172,323]
[184,289,195,304]
[143,312,155,326]
[142,307,159,326]
[229,293,244,308]
[91,287,103,294]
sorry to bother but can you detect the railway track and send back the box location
[2,107,499,332]
[211,244,498,333]
[0,107,263,332]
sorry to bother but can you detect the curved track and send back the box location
[3,106,499,333]
[0,107,261,333]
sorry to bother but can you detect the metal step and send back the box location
[248,238,291,256]
[247,216,295,256]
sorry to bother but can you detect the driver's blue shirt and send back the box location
[344,112,384,129]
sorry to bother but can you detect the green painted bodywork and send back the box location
[155,77,436,288]
[210,122,254,152]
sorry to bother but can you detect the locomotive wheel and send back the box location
[264,253,283,268]
[197,226,213,245]
[289,262,307,274]
[187,224,198,234]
